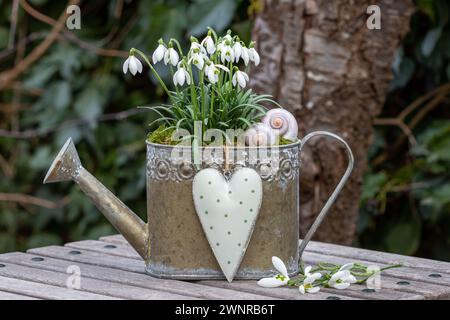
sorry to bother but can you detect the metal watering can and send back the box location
[44,131,353,280]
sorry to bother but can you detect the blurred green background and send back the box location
[0,0,449,261]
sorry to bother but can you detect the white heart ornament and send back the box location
[192,168,263,282]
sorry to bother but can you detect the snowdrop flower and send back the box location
[232,70,249,89]
[122,55,143,76]
[164,47,179,66]
[241,47,250,66]
[189,53,205,70]
[201,34,216,54]
[223,33,233,42]
[257,256,290,288]
[304,265,322,279]
[248,42,260,66]
[328,270,357,290]
[233,41,243,63]
[152,40,167,64]
[173,64,191,86]
[205,63,229,84]
[299,275,321,294]
[220,42,234,63]
[190,41,207,56]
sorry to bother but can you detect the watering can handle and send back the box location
[297,131,354,258]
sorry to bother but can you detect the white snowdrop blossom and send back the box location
[232,70,249,89]
[223,34,232,42]
[164,47,179,66]
[152,43,167,64]
[241,47,250,66]
[205,63,229,84]
[304,266,322,279]
[256,255,398,295]
[122,55,143,76]
[201,35,216,54]
[220,43,234,63]
[189,53,205,70]
[257,256,290,288]
[190,42,207,56]
[328,270,357,290]
[299,274,321,294]
[233,42,243,63]
[173,64,191,86]
[298,266,322,294]
[248,47,260,66]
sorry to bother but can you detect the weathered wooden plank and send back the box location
[66,240,140,260]
[66,240,409,300]
[0,275,118,300]
[99,234,129,245]
[69,240,416,300]
[0,260,194,300]
[27,245,352,300]
[96,236,430,300]
[29,245,146,273]
[0,290,39,300]
[95,237,446,290]
[306,241,450,275]
[303,252,448,300]
[69,239,427,299]
[0,252,273,300]
[100,234,450,278]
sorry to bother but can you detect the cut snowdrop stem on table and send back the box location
[257,256,402,295]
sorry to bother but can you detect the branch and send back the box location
[19,0,128,58]
[0,108,146,139]
[371,82,450,167]
[373,117,417,146]
[0,32,47,62]
[0,193,70,210]
[7,0,20,49]
[0,0,80,90]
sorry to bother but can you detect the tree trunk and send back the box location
[250,0,414,244]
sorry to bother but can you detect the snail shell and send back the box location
[245,123,278,146]
[261,108,298,140]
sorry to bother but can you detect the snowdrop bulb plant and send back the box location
[122,28,283,145]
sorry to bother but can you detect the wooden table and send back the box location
[0,234,449,300]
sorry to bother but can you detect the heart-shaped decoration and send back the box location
[192,168,262,282]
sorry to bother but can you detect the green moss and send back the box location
[279,137,295,145]
[147,125,297,146]
[146,125,178,145]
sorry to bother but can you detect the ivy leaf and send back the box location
[385,222,420,255]
[389,57,415,90]
[421,27,442,57]
[74,86,103,122]
[52,81,72,110]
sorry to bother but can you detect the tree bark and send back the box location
[250,0,414,244]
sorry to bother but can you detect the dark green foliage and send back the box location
[0,0,251,253]
[358,0,450,261]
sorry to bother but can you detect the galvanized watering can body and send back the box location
[44,131,353,280]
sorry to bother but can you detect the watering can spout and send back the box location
[44,138,149,260]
